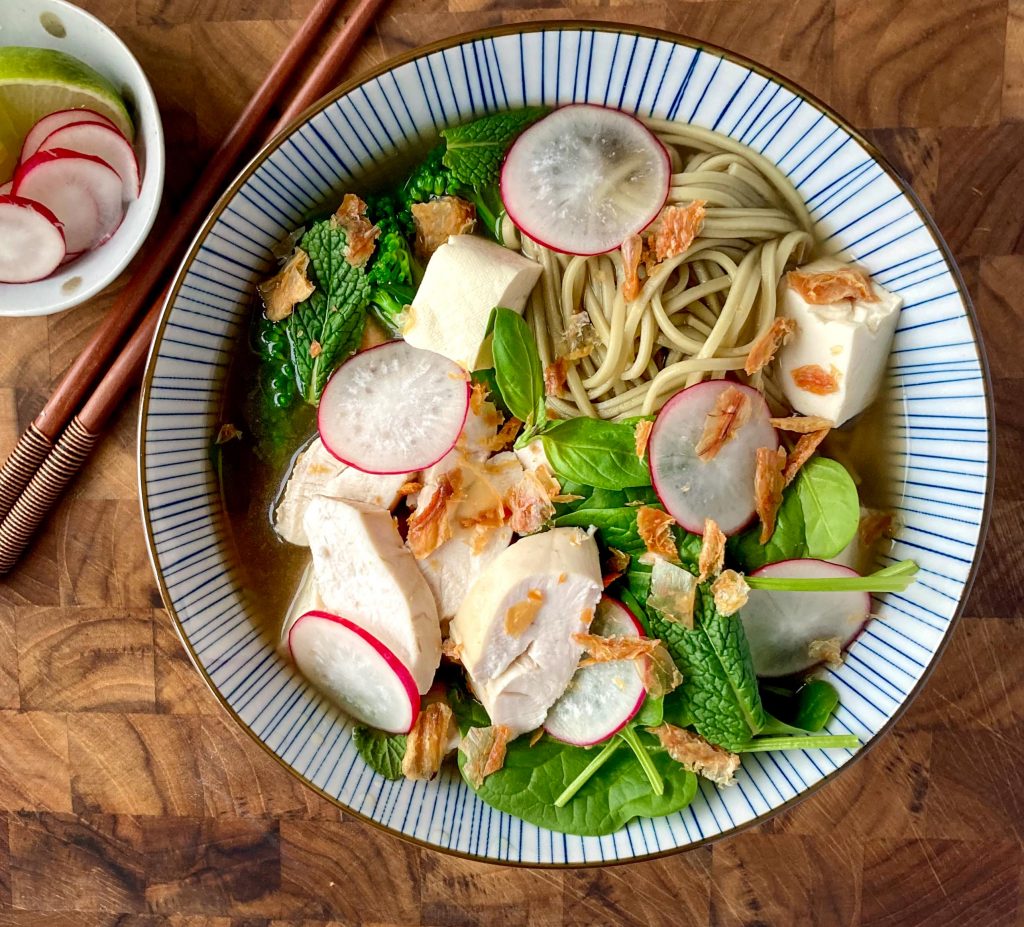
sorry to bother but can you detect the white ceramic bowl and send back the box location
[0,0,164,316]
[140,25,992,866]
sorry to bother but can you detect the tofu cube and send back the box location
[403,234,542,370]
[776,257,902,426]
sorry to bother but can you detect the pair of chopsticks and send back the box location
[0,0,390,573]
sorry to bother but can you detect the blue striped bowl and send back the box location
[140,24,992,866]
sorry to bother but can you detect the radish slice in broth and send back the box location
[288,610,421,733]
[740,559,870,678]
[500,104,670,255]
[649,380,778,536]
[318,340,470,474]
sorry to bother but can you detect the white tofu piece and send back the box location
[414,451,525,619]
[303,497,441,693]
[274,437,412,546]
[403,234,542,371]
[450,527,602,735]
[776,257,902,427]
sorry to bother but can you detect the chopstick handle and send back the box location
[0,417,100,574]
[0,425,54,522]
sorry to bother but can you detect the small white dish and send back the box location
[0,0,164,317]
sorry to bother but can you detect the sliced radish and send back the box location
[0,181,11,195]
[13,149,124,254]
[543,596,646,746]
[649,380,778,536]
[288,610,420,734]
[38,122,140,200]
[0,194,67,283]
[740,559,871,678]
[318,339,470,474]
[500,104,670,255]
[20,108,119,163]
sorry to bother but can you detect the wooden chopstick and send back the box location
[0,0,391,573]
[0,0,348,523]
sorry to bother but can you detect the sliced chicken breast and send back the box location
[279,560,325,655]
[275,437,412,546]
[451,527,603,735]
[303,496,441,693]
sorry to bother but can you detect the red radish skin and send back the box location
[288,610,421,734]
[13,148,125,254]
[543,596,647,746]
[0,194,67,283]
[649,380,778,536]
[740,559,871,678]
[318,340,471,475]
[0,181,11,195]
[20,108,119,163]
[38,121,141,200]
[501,104,671,256]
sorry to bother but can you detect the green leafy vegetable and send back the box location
[795,458,860,559]
[762,679,840,734]
[364,196,420,335]
[619,724,664,796]
[491,307,546,430]
[286,220,371,404]
[649,587,766,751]
[541,418,652,490]
[729,457,860,570]
[635,695,665,728]
[441,106,549,189]
[352,726,407,780]
[459,728,697,836]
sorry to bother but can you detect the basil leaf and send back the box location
[352,726,406,780]
[459,728,697,836]
[541,418,652,490]
[492,307,545,427]
[649,586,766,750]
[795,458,860,559]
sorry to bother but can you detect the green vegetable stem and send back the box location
[746,559,918,593]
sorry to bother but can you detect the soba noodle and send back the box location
[506,119,816,421]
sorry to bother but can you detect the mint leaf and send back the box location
[649,586,766,751]
[287,219,371,404]
[441,106,549,190]
[352,726,407,779]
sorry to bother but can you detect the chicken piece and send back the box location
[303,497,441,693]
[278,560,325,655]
[274,437,413,546]
[450,528,603,736]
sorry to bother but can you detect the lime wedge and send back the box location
[0,46,133,182]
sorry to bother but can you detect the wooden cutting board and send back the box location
[0,0,1020,924]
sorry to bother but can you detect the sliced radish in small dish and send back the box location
[288,610,420,733]
[501,104,670,256]
[318,339,470,474]
[543,596,647,746]
[740,559,870,678]
[38,121,140,200]
[0,194,66,283]
[649,380,778,536]
[13,148,124,254]
[0,181,11,195]
[20,108,119,163]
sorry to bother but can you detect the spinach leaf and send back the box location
[491,307,546,429]
[441,107,549,189]
[649,587,766,750]
[459,727,697,836]
[761,679,840,735]
[662,690,695,729]
[729,483,807,571]
[352,726,406,779]
[287,220,371,404]
[541,418,652,490]
[795,457,860,559]
[634,695,664,728]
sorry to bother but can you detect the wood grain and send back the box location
[0,0,1017,924]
